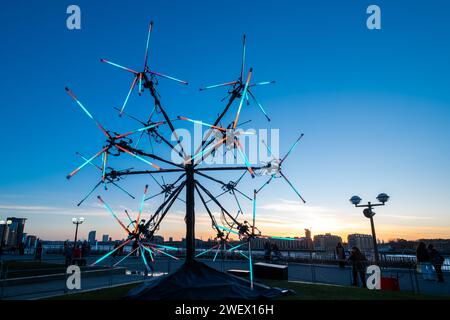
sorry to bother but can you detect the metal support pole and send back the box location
[74,223,79,244]
[369,215,380,264]
[185,164,195,262]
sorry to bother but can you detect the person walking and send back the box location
[336,242,346,268]
[428,244,445,283]
[348,247,367,288]
[416,242,433,280]
[63,241,73,266]
[34,240,43,261]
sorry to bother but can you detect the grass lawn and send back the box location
[265,280,450,300]
[47,279,449,300]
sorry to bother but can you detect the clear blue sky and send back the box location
[1,0,450,241]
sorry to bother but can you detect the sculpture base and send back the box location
[124,259,289,300]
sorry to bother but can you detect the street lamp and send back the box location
[349,193,390,264]
[72,217,85,244]
[0,219,12,250]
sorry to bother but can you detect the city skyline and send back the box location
[1,1,450,242]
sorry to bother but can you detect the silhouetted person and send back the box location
[35,240,43,261]
[428,244,445,283]
[18,242,25,255]
[63,241,73,266]
[132,240,139,257]
[264,241,271,262]
[112,242,120,258]
[0,241,5,258]
[416,242,433,280]
[271,243,281,262]
[348,247,367,288]
[336,242,346,268]
[81,241,88,258]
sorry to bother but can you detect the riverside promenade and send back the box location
[1,253,448,299]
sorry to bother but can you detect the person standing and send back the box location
[348,247,367,288]
[416,242,433,280]
[336,242,346,268]
[428,244,445,283]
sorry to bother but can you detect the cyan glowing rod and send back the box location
[149,70,188,85]
[261,139,274,158]
[138,73,143,94]
[234,139,255,177]
[217,225,239,235]
[280,134,304,164]
[100,59,138,74]
[135,185,148,232]
[143,21,153,69]
[213,246,221,261]
[239,251,249,260]
[113,246,139,267]
[195,244,220,258]
[233,68,253,129]
[98,196,131,233]
[250,80,276,87]
[119,75,138,115]
[151,246,179,260]
[65,87,94,120]
[91,239,131,265]
[240,34,246,82]
[268,236,297,241]
[76,153,135,201]
[65,88,111,137]
[115,122,164,139]
[139,245,150,269]
[114,144,161,170]
[101,151,108,182]
[142,245,155,261]
[152,244,179,251]
[67,147,108,179]
[227,242,247,252]
[178,116,226,132]
[199,81,238,91]
[124,210,135,227]
[248,90,270,122]
[188,137,226,164]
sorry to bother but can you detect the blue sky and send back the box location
[1,0,450,241]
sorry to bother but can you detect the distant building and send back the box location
[88,231,96,244]
[2,217,27,248]
[305,229,312,240]
[347,234,373,252]
[102,234,109,242]
[313,233,342,251]
[25,235,37,248]
[251,237,311,250]
[152,235,164,244]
